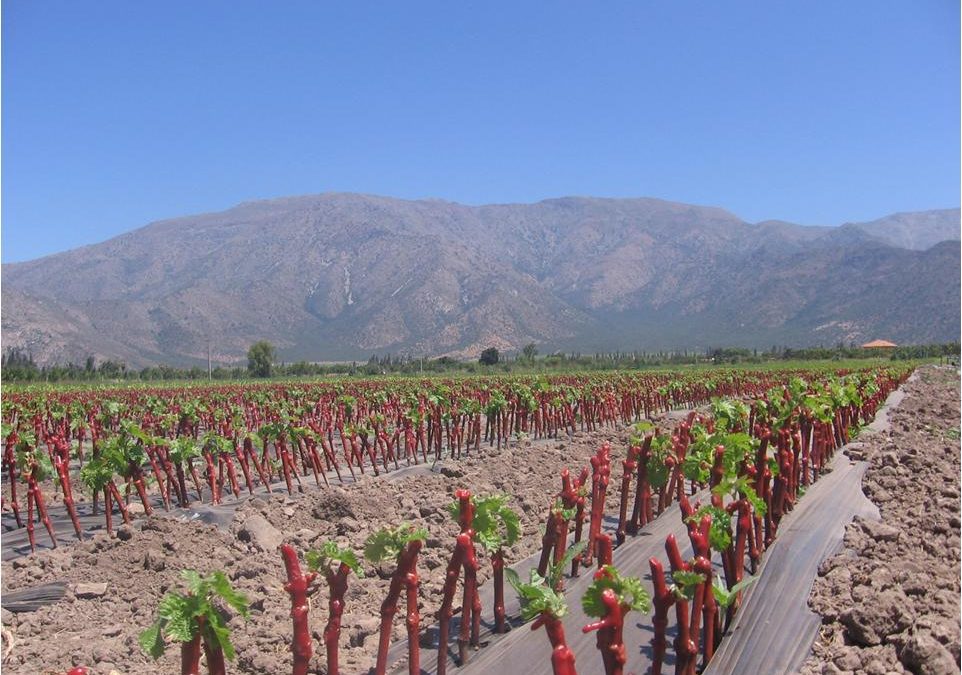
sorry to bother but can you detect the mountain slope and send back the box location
[845,208,960,250]
[2,194,959,366]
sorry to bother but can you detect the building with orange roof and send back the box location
[861,339,898,349]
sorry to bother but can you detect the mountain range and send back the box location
[2,194,959,367]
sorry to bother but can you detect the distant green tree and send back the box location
[247,341,276,378]
[98,360,126,378]
[521,343,538,361]
[479,347,500,366]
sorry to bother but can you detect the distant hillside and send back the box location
[2,194,959,366]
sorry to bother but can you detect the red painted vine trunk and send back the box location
[582,443,612,569]
[628,434,654,533]
[280,544,317,675]
[52,438,82,539]
[492,550,507,633]
[582,586,627,675]
[202,631,226,675]
[374,540,423,675]
[437,489,479,675]
[649,557,674,675]
[180,625,203,675]
[616,446,639,544]
[324,562,352,675]
[532,613,578,675]
[596,533,613,568]
[4,434,23,528]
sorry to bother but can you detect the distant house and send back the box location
[860,339,897,349]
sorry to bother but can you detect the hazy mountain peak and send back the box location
[844,208,960,250]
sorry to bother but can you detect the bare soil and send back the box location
[1,423,639,675]
[800,365,961,675]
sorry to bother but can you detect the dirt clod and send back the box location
[235,514,284,553]
[857,517,901,542]
[74,583,108,599]
[901,632,959,675]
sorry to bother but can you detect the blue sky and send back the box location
[3,1,959,262]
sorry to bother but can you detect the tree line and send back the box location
[2,341,957,383]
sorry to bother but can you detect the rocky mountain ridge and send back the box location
[2,194,958,366]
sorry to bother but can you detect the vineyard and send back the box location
[0,362,956,674]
